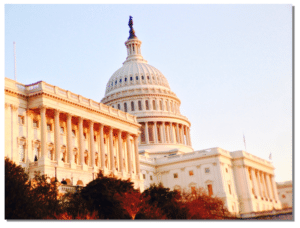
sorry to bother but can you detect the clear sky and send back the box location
[4,4,293,183]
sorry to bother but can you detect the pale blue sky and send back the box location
[4,4,292,182]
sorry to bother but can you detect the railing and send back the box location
[5,78,139,124]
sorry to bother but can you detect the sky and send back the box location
[4,3,293,183]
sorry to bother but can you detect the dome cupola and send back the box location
[101,16,193,155]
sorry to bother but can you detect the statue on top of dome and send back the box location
[128,15,137,39]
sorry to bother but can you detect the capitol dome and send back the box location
[101,16,193,155]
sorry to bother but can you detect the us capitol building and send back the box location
[5,17,282,215]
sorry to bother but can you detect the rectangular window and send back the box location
[173,173,178,178]
[140,123,146,144]
[205,168,210,173]
[150,175,153,181]
[207,184,213,196]
[143,174,146,179]
[189,170,194,176]
[18,115,25,125]
[228,184,231,195]
[47,123,52,131]
[148,123,154,143]
[33,120,39,128]
[83,133,87,140]
[60,126,64,134]
[72,129,76,137]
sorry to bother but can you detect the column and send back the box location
[170,122,174,143]
[126,133,132,175]
[109,127,114,171]
[39,106,47,161]
[89,121,95,168]
[261,173,269,199]
[256,171,263,199]
[66,113,74,165]
[154,122,158,144]
[134,135,140,175]
[78,117,85,167]
[161,122,165,143]
[180,125,184,144]
[99,124,105,170]
[54,110,60,163]
[26,110,33,163]
[145,122,149,144]
[176,123,180,143]
[118,130,124,173]
[251,168,260,197]
[187,127,192,146]
[270,175,280,202]
[266,174,274,200]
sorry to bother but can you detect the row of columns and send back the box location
[248,167,279,202]
[38,106,140,176]
[141,121,192,146]
[113,98,180,114]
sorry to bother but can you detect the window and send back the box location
[124,103,127,112]
[140,123,146,144]
[130,77,133,81]
[117,104,121,110]
[125,77,127,82]
[173,173,178,178]
[19,144,25,162]
[48,149,54,160]
[131,101,135,111]
[205,168,210,173]
[150,175,153,181]
[94,135,97,141]
[115,80,117,85]
[18,115,25,125]
[143,174,146,179]
[145,100,149,110]
[207,184,213,196]
[47,123,52,131]
[33,120,39,128]
[159,100,163,110]
[119,79,122,83]
[226,168,228,173]
[83,133,87,140]
[152,100,156,110]
[228,184,232,195]
[138,100,142,110]
[72,130,76,137]
[142,76,144,80]
[60,126,64,134]
[189,170,194,176]
[136,76,139,80]
[112,105,114,108]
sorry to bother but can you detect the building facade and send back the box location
[4,17,283,216]
[277,180,293,209]
[5,77,143,190]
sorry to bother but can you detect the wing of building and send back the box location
[5,16,283,216]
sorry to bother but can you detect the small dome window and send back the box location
[124,103,127,112]
[115,80,117,85]
[119,79,122,83]
[111,82,113,86]
[125,77,127,82]
[130,77,133,81]
[147,76,150,80]
[141,76,144,80]
[138,100,142,110]
[131,101,135,111]
[136,76,139,80]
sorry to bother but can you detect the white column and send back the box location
[66,113,73,165]
[176,123,180,143]
[109,127,114,171]
[154,121,158,144]
[89,121,95,168]
[78,117,85,167]
[39,106,47,161]
[134,135,140,175]
[145,122,149,144]
[261,173,269,199]
[118,130,124,173]
[99,124,105,170]
[170,122,174,143]
[187,127,192,146]
[256,171,263,199]
[180,125,184,144]
[54,110,60,164]
[266,174,274,200]
[251,168,260,197]
[161,122,165,143]
[126,133,132,175]
[26,110,33,163]
[270,175,280,202]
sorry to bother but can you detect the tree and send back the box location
[79,171,136,219]
[136,183,187,219]
[181,188,231,219]
[5,157,61,219]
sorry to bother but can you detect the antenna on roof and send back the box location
[13,41,17,81]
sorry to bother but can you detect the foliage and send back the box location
[136,183,187,219]
[5,157,61,219]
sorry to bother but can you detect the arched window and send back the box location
[124,102,127,112]
[152,100,156,110]
[159,100,163,110]
[117,104,121,110]
[145,100,149,110]
[165,100,169,111]
[131,101,135,111]
[140,123,146,144]
[138,100,142,110]
[148,123,154,143]
[19,144,25,163]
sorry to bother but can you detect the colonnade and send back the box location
[37,105,140,176]
[140,121,191,146]
[247,167,279,203]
